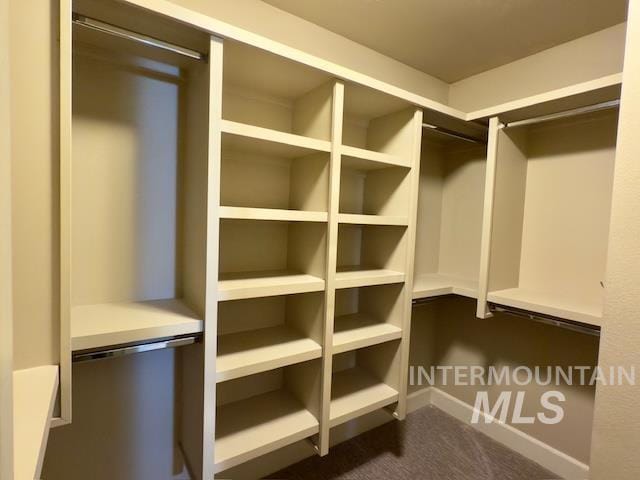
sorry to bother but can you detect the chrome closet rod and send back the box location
[502,99,620,129]
[422,123,486,144]
[72,13,207,61]
[72,334,201,363]
[489,304,600,337]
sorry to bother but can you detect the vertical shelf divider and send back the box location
[203,35,224,480]
[476,117,502,319]
[394,108,424,419]
[318,80,344,456]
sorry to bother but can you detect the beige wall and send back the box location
[411,297,599,464]
[10,0,60,370]
[1,0,14,477]
[449,23,627,112]
[166,0,450,104]
[590,1,640,478]
[43,350,189,480]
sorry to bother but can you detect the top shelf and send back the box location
[467,73,622,122]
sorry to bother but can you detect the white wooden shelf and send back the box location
[487,288,603,326]
[221,119,331,158]
[341,145,408,170]
[338,213,408,226]
[215,389,319,473]
[218,270,325,301]
[333,313,402,354]
[330,366,398,428]
[412,273,479,300]
[217,325,322,382]
[13,366,59,480]
[220,206,327,223]
[71,299,204,351]
[335,266,405,289]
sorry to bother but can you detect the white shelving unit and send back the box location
[413,127,488,300]
[478,108,618,325]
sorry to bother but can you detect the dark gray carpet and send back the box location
[270,405,559,480]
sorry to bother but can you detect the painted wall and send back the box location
[0,0,14,477]
[43,350,189,480]
[590,0,640,478]
[410,297,599,465]
[449,23,627,112]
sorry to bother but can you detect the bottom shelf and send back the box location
[412,273,478,299]
[13,365,59,480]
[215,389,319,473]
[488,287,602,326]
[330,366,398,428]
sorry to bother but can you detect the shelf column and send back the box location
[394,107,424,419]
[318,80,344,456]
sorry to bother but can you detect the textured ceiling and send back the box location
[261,0,628,82]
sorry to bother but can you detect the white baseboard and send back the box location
[408,387,589,480]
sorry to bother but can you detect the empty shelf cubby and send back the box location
[215,361,322,473]
[339,157,410,222]
[220,131,330,216]
[70,21,210,351]
[218,219,327,300]
[217,292,324,382]
[333,284,404,354]
[486,109,618,325]
[342,83,416,159]
[413,133,488,300]
[330,341,401,428]
[336,224,407,289]
[222,40,334,143]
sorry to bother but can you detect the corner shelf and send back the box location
[218,270,325,301]
[13,365,59,480]
[221,119,331,158]
[71,299,204,351]
[488,288,602,326]
[335,266,405,289]
[215,389,319,473]
[329,366,398,428]
[220,206,327,223]
[412,273,478,300]
[338,213,408,226]
[333,313,402,354]
[217,325,322,382]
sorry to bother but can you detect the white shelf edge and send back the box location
[341,145,409,169]
[221,119,331,153]
[216,325,322,382]
[71,299,204,351]
[335,268,405,290]
[332,315,402,354]
[13,365,59,480]
[487,288,602,326]
[218,271,326,301]
[412,274,479,300]
[337,213,408,226]
[220,206,328,223]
